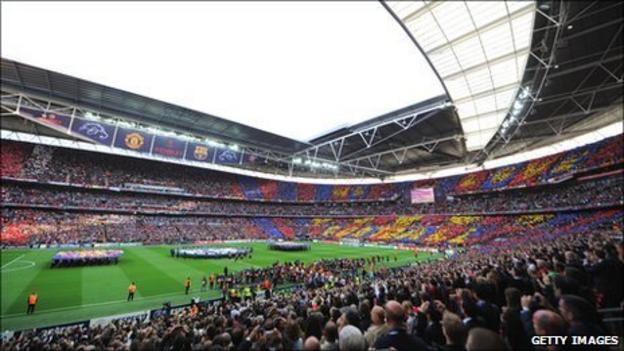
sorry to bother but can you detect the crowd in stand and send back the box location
[2,171,622,219]
[4,230,622,351]
[2,134,622,205]
[429,173,623,214]
[1,184,403,217]
[0,211,271,246]
[3,142,401,203]
[2,207,622,248]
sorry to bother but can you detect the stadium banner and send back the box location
[93,242,143,248]
[89,310,150,328]
[70,117,116,146]
[214,147,242,164]
[114,127,154,153]
[33,320,90,333]
[243,152,267,165]
[410,187,435,204]
[185,142,215,163]
[19,107,72,131]
[151,135,185,159]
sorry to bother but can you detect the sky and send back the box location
[1,1,444,142]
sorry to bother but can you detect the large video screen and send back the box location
[410,187,435,204]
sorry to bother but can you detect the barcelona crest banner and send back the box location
[185,142,214,163]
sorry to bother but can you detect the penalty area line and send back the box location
[1,261,36,273]
[1,254,25,270]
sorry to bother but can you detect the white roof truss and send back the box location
[387,1,536,151]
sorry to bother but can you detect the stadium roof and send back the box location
[0,1,445,143]
[1,1,622,181]
[386,1,535,151]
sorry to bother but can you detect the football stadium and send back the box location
[1,1,623,350]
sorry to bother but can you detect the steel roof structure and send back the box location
[386,0,536,151]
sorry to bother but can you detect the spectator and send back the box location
[373,300,429,351]
[338,325,365,351]
[532,309,568,351]
[501,288,532,350]
[364,305,388,347]
[320,321,338,351]
[465,327,510,351]
[303,336,320,351]
[441,312,467,351]
[558,295,607,341]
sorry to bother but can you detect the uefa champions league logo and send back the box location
[218,149,238,162]
[79,123,109,140]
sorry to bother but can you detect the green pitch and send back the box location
[1,242,442,331]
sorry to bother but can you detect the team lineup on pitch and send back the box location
[0,242,441,331]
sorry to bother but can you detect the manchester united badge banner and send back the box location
[114,128,154,153]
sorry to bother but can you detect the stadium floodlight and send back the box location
[205,139,225,148]
[174,133,195,141]
[148,127,176,137]
[117,120,134,128]
[84,111,99,121]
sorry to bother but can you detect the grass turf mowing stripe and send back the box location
[5,253,84,316]
[1,243,442,331]
[81,259,139,306]
[2,250,50,315]
[137,246,213,292]
[115,247,184,297]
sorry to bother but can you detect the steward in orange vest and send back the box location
[26,292,38,314]
[128,282,137,301]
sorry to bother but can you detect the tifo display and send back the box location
[171,247,252,259]
[267,241,311,251]
[51,250,123,268]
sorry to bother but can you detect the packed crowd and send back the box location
[0,211,272,246]
[0,183,404,217]
[428,172,623,214]
[2,134,622,205]
[2,207,622,248]
[4,230,622,351]
[2,142,402,203]
[2,169,621,219]
[435,135,623,195]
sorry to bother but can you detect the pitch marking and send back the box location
[0,289,219,318]
[1,260,35,273]
[1,255,25,270]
